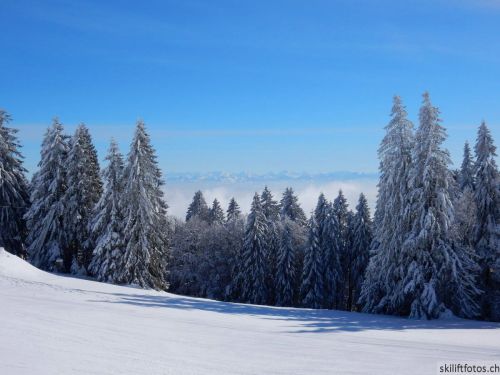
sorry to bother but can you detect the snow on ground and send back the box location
[1,248,499,375]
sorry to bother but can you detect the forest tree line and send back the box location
[0,92,498,321]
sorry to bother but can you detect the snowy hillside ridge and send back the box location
[1,246,500,375]
[0,247,50,281]
[166,170,378,183]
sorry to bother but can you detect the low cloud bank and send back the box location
[165,178,378,219]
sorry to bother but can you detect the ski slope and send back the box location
[1,248,499,375]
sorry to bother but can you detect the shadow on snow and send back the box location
[87,289,500,333]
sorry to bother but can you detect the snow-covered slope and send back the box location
[1,248,499,375]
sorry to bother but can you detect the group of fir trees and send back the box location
[1,96,498,321]
[360,93,499,320]
[300,191,372,310]
[1,114,169,289]
[170,187,372,310]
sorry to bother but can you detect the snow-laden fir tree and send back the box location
[350,193,372,311]
[186,190,209,222]
[87,140,125,283]
[119,120,169,289]
[261,186,280,304]
[459,141,475,192]
[240,193,268,304]
[279,187,307,226]
[226,197,241,222]
[261,186,280,221]
[25,119,69,271]
[331,190,350,309]
[473,121,500,320]
[301,215,324,309]
[316,196,340,309]
[209,198,225,225]
[63,124,102,272]
[360,95,414,314]
[315,204,343,309]
[275,218,296,306]
[399,92,479,319]
[0,109,30,257]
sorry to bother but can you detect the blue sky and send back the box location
[1,0,499,175]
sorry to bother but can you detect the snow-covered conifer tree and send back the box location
[261,186,280,304]
[261,186,280,221]
[350,193,372,311]
[331,190,350,309]
[473,121,500,320]
[186,190,209,222]
[226,197,241,222]
[63,124,102,272]
[87,140,125,283]
[25,119,69,271]
[0,109,30,257]
[360,96,414,314]
[240,193,268,304]
[300,215,324,308]
[459,141,475,192]
[119,121,169,289]
[209,198,225,225]
[279,187,307,226]
[275,219,296,306]
[400,92,479,319]
[311,194,337,309]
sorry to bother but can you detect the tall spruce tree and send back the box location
[459,141,475,192]
[240,193,268,304]
[209,198,225,225]
[275,218,296,306]
[331,190,350,310]
[119,121,169,289]
[261,186,280,304]
[280,187,307,226]
[0,110,30,257]
[301,215,324,308]
[350,193,372,311]
[186,190,209,222]
[473,121,500,320]
[226,197,241,222]
[399,92,479,319]
[88,140,125,283]
[360,95,414,314]
[63,124,102,272]
[25,119,69,271]
[261,186,280,221]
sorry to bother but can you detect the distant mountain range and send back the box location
[166,171,378,183]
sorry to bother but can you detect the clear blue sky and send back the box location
[1,0,499,174]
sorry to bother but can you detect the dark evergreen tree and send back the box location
[25,119,69,271]
[240,193,268,304]
[119,121,169,289]
[261,186,280,221]
[261,186,280,304]
[208,198,225,225]
[0,109,30,257]
[459,141,475,192]
[331,190,350,309]
[301,215,324,309]
[275,218,296,306]
[350,193,372,311]
[186,190,209,222]
[88,140,125,283]
[280,187,307,226]
[226,197,241,222]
